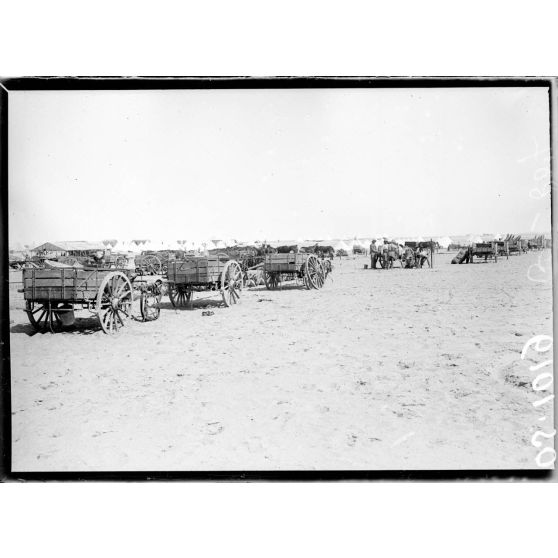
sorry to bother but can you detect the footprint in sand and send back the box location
[206,422,224,435]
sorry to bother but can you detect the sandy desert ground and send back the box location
[8,250,554,471]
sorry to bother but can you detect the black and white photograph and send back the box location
[1,77,555,476]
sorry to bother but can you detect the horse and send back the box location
[379,242,404,268]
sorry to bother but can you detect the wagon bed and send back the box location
[23,267,121,302]
[167,255,230,284]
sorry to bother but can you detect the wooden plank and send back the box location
[169,256,228,284]
[264,253,305,272]
[22,267,110,300]
[24,287,98,301]
[23,277,102,288]
[22,268,108,282]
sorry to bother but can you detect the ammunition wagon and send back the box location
[166,254,243,308]
[263,252,325,290]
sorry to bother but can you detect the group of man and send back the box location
[369,239,430,269]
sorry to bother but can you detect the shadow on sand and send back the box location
[158,298,227,311]
[246,284,311,292]
[10,317,103,336]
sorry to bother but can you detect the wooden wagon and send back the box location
[468,242,498,263]
[506,235,523,255]
[494,240,510,259]
[263,253,325,290]
[21,268,136,334]
[166,254,243,308]
[527,235,545,251]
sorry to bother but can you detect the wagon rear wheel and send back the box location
[221,260,243,307]
[304,255,325,289]
[96,271,133,334]
[140,280,162,321]
[264,271,281,290]
[168,283,192,307]
[26,300,63,333]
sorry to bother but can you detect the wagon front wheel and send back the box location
[221,260,243,307]
[264,271,281,290]
[96,271,133,334]
[25,300,62,333]
[305,255,325,289]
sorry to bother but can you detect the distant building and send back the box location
[32,241,107,258]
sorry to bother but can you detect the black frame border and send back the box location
[0,76,555,482]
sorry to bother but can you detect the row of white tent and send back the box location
[101,239,246,253]
[8,233,518,255]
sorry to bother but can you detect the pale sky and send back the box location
[8,87,551,245]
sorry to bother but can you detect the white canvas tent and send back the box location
[132,240,149,251]
[9,241,26,252]
[437,236,453,249]
[141,240,160,251]
[333,240,351,252]
[109,240,125,252]
[118,241,141,254]
[203,240,217,250]
[163,240,182,251]
[467,234,484,245]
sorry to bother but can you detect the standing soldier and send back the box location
[370,239,378,269]
[417,245,431,268]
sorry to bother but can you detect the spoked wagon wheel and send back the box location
[25,300,63,333]
[140,280,163,321]
[141,254,162,275]
[304,255,325,289]
[221,260,243,307]
[264,271,281,290]
[96,271,133,334]
[168,283,192,307]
